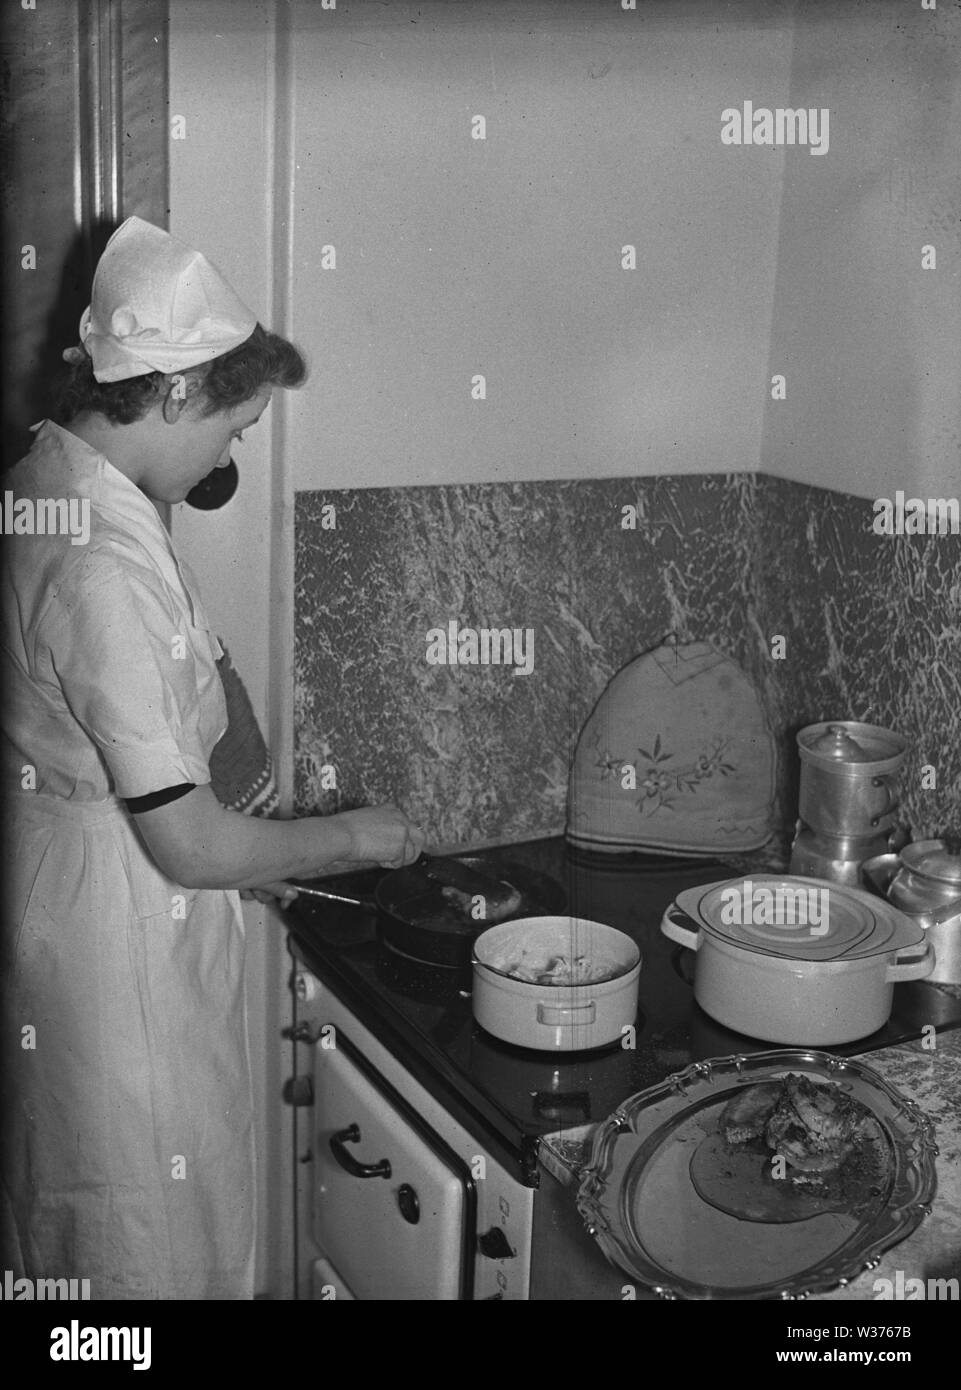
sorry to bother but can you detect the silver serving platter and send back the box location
[576,1049,938,1300]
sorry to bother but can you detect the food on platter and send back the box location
[690,1073,891,1223]
[718,1081,784,1146]
[762,1073,869,1186]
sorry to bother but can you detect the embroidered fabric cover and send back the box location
[566,636,777,855]
[210,645,279,817]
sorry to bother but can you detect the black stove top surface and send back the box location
[286,836,961,1184]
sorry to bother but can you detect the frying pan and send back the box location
[292,854,566,967]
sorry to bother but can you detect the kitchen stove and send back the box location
[286,835,961,1188]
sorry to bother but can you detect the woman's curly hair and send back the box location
[53,324,307,425]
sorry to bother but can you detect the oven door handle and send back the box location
[329,1123,393,1180]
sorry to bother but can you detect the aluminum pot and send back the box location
[660,898,934,1046]
[796,721,907,838]
[788,823,893,887]
[472,916,641,1052]
[862,839,961,984]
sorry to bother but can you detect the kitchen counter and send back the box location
[537,1010,961,1300]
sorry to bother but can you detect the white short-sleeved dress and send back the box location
[0,421,255,1300]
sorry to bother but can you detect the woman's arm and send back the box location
[132,783,423,889]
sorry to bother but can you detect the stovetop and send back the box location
[285,836,961,1185]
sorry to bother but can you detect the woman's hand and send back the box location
[240,881,300,907]
[133,784,426,891]
[337,804,425,870]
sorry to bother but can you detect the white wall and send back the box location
[760,1,961,498]
[283,0,788,490]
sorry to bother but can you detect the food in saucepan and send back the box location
[690,1073,891,1223]
[484,945,624,986]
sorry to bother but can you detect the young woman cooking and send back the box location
[0,218,425,1299]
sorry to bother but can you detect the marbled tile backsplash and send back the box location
[294,475,961,847]
[753,475,961,841]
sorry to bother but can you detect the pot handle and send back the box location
[537,1001,597,1026]
[860,853,900,896]
[887,939,936,982]
[869,776,900,828]
[660,904,701,950]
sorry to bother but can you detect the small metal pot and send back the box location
[472,917,641,1052]
[862,838,961,983]
[796,721,907,837]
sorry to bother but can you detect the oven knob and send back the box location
[282,1021,319,1044]
[282,1076,314,1107]
[294,973,317,1002]
[478,1226,515,1259]
[397,1184,420,1224]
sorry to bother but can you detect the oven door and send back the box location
[312,1034,476,1300]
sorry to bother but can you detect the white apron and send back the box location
[1,423,256,1300]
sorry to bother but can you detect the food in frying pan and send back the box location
[690,1073,891,1223]
[440,881,523,924]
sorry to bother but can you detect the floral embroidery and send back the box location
[590,730,735,817]
[592,742,626,781]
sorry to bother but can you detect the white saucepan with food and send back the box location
[472,916,641,1051]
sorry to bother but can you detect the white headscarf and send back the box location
[71,217,258,383]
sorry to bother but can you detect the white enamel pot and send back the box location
[661,904,934,1046]
[472,916,641,1052]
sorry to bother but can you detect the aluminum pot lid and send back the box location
[899,838,961,887]
[673,875,924,962]
[804,724,875,761]
[797,721,907,775]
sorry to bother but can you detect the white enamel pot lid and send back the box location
[673,875,925,963]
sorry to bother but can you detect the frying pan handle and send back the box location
[289,883,374,910]
[660,904,701,950]
[887,938,935,982]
